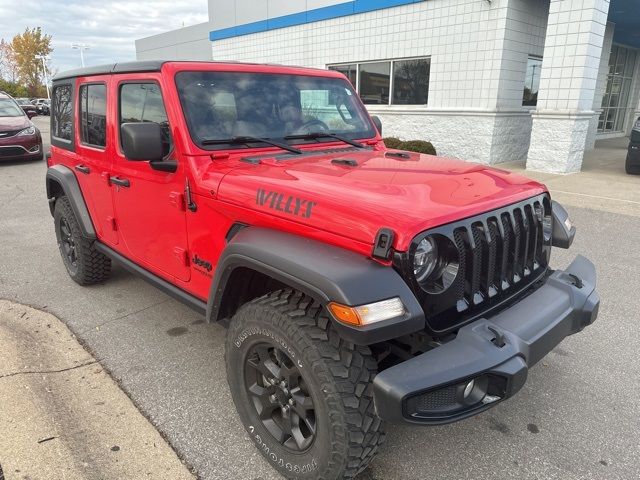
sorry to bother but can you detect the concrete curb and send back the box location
[0,300,195,480]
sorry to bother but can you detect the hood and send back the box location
[0,115,30,133]
[216,148,547,251]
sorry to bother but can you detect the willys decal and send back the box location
[256,189,317,219]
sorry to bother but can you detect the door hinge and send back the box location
[173,247,189,267]
[169,191,185,211]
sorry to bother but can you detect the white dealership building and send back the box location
[136,0,640,173]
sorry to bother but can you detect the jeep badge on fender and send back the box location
[46,61,599,480]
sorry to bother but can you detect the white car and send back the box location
[32,98,50,115]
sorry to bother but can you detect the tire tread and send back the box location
[230,289,385,479]
[54,196,111,285]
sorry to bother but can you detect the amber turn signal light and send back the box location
[328,298,406,326]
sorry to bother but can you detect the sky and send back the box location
[0,0,208,74]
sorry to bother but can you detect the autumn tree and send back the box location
[11,27,53,97]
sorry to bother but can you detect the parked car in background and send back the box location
[0,92,43,161]
[626,117,640,175]
[32,98,51,115]
[14,97,38,118]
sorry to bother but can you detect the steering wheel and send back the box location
[298,118,330,133]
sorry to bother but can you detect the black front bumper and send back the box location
[373,255,599,425]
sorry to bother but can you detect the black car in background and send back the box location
[14,98,38,118]
[626,117,640,175]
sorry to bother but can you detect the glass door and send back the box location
[598,44,637,133]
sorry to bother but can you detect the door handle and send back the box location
[109,176,130,188]
[75,164,90,174]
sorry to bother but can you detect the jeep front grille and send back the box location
[394,194,552,335]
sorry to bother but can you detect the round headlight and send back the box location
[413,236,438,283]
[411,234,460,293]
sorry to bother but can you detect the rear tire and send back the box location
[225,289,385,479]
[53,195,111,285]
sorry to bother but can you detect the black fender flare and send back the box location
[46,164,96,239]
[207,227,425,345]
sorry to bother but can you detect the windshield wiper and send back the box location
[201,136,302,155]
[284,132,366,149]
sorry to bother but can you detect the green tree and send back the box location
[0,78,29,97]
[11,27,52,97]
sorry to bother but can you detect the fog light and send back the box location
[328,297,405,326]
[463,379,475,399]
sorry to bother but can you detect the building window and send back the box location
[599,44,637,133]
[328,64,356,88]
[79,84,107,148]
[52,84,73,141]
[120,82,173,157]
[329,57,430,106]
[359,62,391,105]
[393,58,430,105]
[523,56,542,107]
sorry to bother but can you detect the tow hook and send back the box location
[487,326,506,348]
[558,272,583,288]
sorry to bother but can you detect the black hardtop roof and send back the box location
[52,60,166,81]
[52,60,331,82]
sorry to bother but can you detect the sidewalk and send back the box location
[0,300,195,480]
[503,137,640,218]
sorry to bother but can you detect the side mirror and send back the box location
[631,128,640,143]
[26,110,37,119]
[121,122,164,161]
[371,115,382,135]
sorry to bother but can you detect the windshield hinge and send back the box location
[210,152,230,161]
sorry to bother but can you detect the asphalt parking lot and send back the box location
[1,116,639,479]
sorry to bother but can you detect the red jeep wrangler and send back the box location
[46,61,599,479]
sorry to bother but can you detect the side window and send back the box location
[52,84,73,142]
[79,84,107,148]
[120,83,172,157]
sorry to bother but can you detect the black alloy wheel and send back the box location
[59,216,78,274]
[53,195,111,285]
[244,342,317,452]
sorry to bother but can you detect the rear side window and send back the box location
[119,83,172,157]
[52,84,73,143]
[79,84,107,148]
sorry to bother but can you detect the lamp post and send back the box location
[36,55,50,99]
[71,43,90,67]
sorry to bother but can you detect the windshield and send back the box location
[0,98,25,117]
[175,71,375,148]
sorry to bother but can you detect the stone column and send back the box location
[526,0,611,173]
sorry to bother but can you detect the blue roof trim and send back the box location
[210,0,423,41]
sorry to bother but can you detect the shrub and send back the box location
[400,140,436,155]
[382,137,403,149]
[382,137,437,155]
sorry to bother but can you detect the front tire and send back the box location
[225,290,384,479]
[53,195,111,285]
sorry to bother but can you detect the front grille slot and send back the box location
[459,205,544,304]
[397,194,551,335]
[0,129,22,139]
[0,146,28,157]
